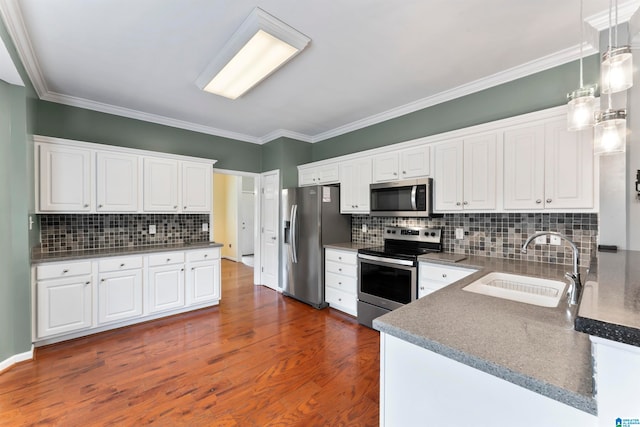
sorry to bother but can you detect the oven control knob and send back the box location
[430,232,436,237]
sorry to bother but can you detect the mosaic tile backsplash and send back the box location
[352,213,598,267]
[38,214,211,253]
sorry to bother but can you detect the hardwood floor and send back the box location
[0,260,380,426]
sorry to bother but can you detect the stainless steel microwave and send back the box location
[370,178,433,217]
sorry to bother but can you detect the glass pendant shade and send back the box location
[601,46,633,94]
[567,87,596,130]
[594,109,627,155]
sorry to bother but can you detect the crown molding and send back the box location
[585,0,640,31]
[41,91,263,144]
[309,43,597,143]
[259,128,313,144]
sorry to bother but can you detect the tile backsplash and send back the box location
[38,214,210,253]
[352,213,598,267]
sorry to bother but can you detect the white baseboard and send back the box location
[0,346,34,373]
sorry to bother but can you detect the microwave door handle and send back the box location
[411,186,418,210]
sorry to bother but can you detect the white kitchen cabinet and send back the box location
[298,163,340,186]
[35,261,93,338]
[148,252,185,314]
[504,119,593,210]
[182,161,212,212]
[434,134,496,211]
[143,157,179,212]
[373,146,430,182]
[324,248,358,316]
[97,256,143,324]
[418,262,476,298]
[339,158,372,214]
[186,248,221,305]
[38,143,92,212]
[96,151,139,212]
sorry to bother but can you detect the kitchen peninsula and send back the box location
[373,251,640,426]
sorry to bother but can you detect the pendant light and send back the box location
[601,0,633,94]
[567,0,597,131]
[594,0,627,155]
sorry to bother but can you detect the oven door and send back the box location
[358,254,417,311]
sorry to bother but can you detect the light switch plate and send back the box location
[362,224,368,233]
[550,235,561,246]
[455,228,464,240]
[149,224,156,235]
[202,223,209,232]
[535,231,547,245]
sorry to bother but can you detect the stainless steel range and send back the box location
[357,226,442,328]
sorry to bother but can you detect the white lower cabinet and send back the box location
[97,256,143,324]
[324,248,358,316]
[33,247,221,344]
[418,262,476,298]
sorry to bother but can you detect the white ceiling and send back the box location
[1,0,639,144]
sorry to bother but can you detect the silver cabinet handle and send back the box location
[166,258,171,262]
[463,201,469,205]
[271,236,276,240]
[120,263,125,267]
[456,202,461,206]
[184,206,187,209]
[62,269,69,274]
[546,198,552,203]
[173,205,178,209]
[420,286,425,290]
[338,298,342,302]
[98,204,103,208]
[83,204,89,208]
[393,172,397,176]
[101,278,106,282]
[402,171,406,174]
[536,199,542,204]
[338,268,342,272]
[191,267,195,271]
[338,281,342,285]
[442,273,447,278]
[85,281,90,285]
[204,254,208,258]
[181,268,184,272]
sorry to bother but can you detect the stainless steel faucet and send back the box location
[521,231,582,306]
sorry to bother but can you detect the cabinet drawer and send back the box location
[36,261,92,280]
[326,287,357,315]
[326,260,357,277]
[148,251,185,267]
[325,249,357,265]
[325,272,357,294]
[419,263,475,284]
[98,255,143,272]
[186,248,220,262]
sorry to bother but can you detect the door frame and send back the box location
[258,169,280,290]
[213,168,262,285]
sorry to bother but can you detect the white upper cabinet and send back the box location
[96,152,139,212]
[504,119,593,210]
[182,161,212,212]
[340,158,372,214]
[298,163,340,186]
[143,157,179,212]
[434,135,496,211]
[373,146,430,182]
[38,144,92,212]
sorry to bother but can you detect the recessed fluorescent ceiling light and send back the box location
[197,8,310,100]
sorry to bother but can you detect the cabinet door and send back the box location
[37,276,92,337]
[340,160,372,214]
[373,153,399,182]
[299,168,317,186]
[186,260,221,305]
[148,264,185,313]
[463,134,496,210]
[182,161,212,212]
[544,120,594,209]
[504,125,545,209]
[96,151,139,212]
[98,269,143,324]
[434,140,463,211]
[39,144,92,212]
[400,146,430,179]
[317,164,340,184]
[354,159,372,212]
[143,157,179,212]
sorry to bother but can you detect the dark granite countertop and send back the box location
[373,255,596,414]
[31,241,223,264]
[575,250,640,347]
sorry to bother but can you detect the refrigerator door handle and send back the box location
[291,204,298,263]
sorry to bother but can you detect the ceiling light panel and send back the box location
[197,8,310,100]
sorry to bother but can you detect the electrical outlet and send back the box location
[149,224,156,235]
[550,235,561,246]
[362,224,368,233]
[455,228,464,240]
[534,231,547,245]
[202,223,209,232]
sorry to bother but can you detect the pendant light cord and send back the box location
[607,0,613,109]
[579,0,584,88]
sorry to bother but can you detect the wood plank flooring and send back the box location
[0,260,380,426]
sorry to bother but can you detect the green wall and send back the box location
[261,137,312,188]
[311,55,600,161]
[35,101,263,173]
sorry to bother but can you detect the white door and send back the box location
[37,276,92,338]
[400,146,431,179]
[504,125,545,209]
[96,152,139,212]
[260,170,279,290]
[434,140,464,211]
[148,264,185,313]
[39,144,92,212]
[187,260,221,304]
[98,270,143,324]
[143,157,179,212]
[373,153,399,182]
[463,134,497,210]
[182,161,212,212]
[240,191,255,256]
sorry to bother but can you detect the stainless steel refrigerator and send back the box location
[281,185,351,308]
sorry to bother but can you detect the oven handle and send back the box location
[358,253,415,267]
[411,185,417,210]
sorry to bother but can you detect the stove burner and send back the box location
[358,226,443,262]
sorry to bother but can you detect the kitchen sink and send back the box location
[462,272,567,308]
